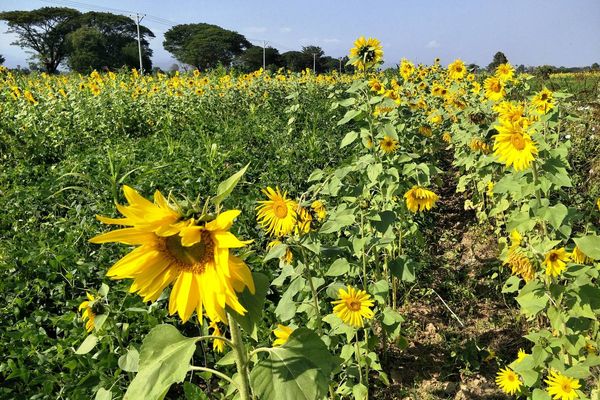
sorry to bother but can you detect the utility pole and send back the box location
[135,13,146,75]
[313,53,316,73]
[262,40,267,70]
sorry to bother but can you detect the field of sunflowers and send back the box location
[1,37,600,400]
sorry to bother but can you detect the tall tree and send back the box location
[487,51,508,72]
[301,45,324,72]
[281,51,305,72]
[0,54,5,65]
[0,7,81,73]
[163,23,251,70]
[67,12,153,72]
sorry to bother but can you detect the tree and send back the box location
[281,51,304,72]
[301,45,324,72]
[0,54,5,65]
[591,63,599,71]
[487,51,508,72]
[66,26,107,72]
[467,63,480,73]
[238,46,281,72]
[163,23,251,70]
[0,7,81,73]
[69,12,153,72]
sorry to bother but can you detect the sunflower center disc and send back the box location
[511,134,526,150]
[274,202,288,218]
[166,233,213,269]
[549,253,558,262]
[348,300,362,311]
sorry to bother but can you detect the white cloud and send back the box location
[426,40,440,49]
[245,26,267,34]
[279,27,292,33]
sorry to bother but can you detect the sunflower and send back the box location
[209,320,225,353]
[532,88,554,114]
[544,248,571,278]
[272,324,294,346]
[349,36,383,71]
[470,138,490,154]
[448,59,467,80]
[484,76,506,101]
[509,230,523,250]
[369,78,385,94]
[505,250,535,282]
[294,205,313,235]
[380,135,398,153]
[492,118,538,171]
[496,367,522,395]
[495,63,515,82]
[78,292,97,333]
[516,348,527,363]
[256,187,297,237]
[471,81,481,94]
[495,101,526,124]
[311,200,327,221]
[404,186,439,213]
[419,125,433,137]
[545,370,580,400]
[90,186,255,323]
[442,132,452,143]
[399,59,415,81]
[571,246,591,264]
[267,240,293,264]
[332,286,375,328]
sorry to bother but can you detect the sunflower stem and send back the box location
[301,247,322,335]
[227,313,252,400]
[354,330,364,385]
[189,365,239,389]
[531,162,547,236]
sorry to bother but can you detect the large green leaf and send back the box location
[516,281,548,317]
[211,163,249,206]
[123,325,198,400]
[250,329,336,400]
[228,272,269,340]
[574,235,600,260]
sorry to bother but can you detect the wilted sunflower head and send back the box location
[349,36,383,71]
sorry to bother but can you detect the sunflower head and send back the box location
[495,63,515,82]
[484,76,506,101]
[399,59,415,80]
[256,187,297,237]
[78,292,97,333]
[532,87,554,114]
[272,324,294,346]
[516,348,527,363]
[448,59,466,80]
[545,370,580,400]
[572,246,591,265]
[404,186,439,213]
[379,135,398,154]
[349,36,383,71]
[492,119,538,171]
[544,248,570,278]
[495,367,522,395]
[331,285,375,328]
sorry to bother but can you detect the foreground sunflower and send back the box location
[332,285,375,328]
[493,118,538,171]
[78,292,97,333]
[496,367,522,395]
[349,36,383,71]
[544,248,570,278]
[272,324,294,346]
[545,370,580,400]
[484,76,506,101]
[90,185,255,323]
[404,186,439,213]
[256,187,297,237]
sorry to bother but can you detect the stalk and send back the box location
[227,313,252,400]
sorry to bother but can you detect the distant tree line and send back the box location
[0,8,597,75]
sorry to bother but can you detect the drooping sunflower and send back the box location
[470,138,491,154]
[90,185,255,323]
[78,292,97,333]
[209,320,225,353]
[544,248,571,278]
[399,59,415,81]
[504,250,535,282]
[572,246,591,264]
[484,76,506,101]
[349,36,383,71]
[496,367,522,395]
[447,59,467,80]
[380,135,398,154]
[311,200,327,221]
[272,324,294,346]
[404,186,439,213]
[532,88,554,114]
[545,370,580,400]
[492,118,538,171]
[256,187,297,237]
[495,63,515,82]
[332,286,375,328]
[294,205,313,235]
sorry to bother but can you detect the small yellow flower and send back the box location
[516,348,527,363]
[272,324,294,346]
[294,206,312,235]
[532,88,554,114]
[379,136,398,154]
[331,286,375,328]
[404,186,439,213]
[544,248,570,278]
[486,181,495,198]
[311,200,327,221]
[78,292,97,333]
[545,370,580,400]
[442,132,452,143]
[496,367,522,395]
[509,230,522,250]
[399,58,415,80]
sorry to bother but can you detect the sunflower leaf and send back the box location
[123,324,197,400]
[228,272,270,340]
[212,163,249,207]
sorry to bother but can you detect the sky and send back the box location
[0,0,599,70]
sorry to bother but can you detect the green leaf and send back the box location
[123,325,198,400]
[275,276,305,321]
[75,334,98,355]
[264,243,288,262]
[183,382,209,400]
[338,109,361,125]
[502,275,521,293]
[325,258,350,277]
[352,383,369,400]
[95,388,112,400]
[118,348,139,372]
[340,131,358,148]
[320,212,355,234]
[228,272,269,340]
[516,281,548,317]
[369,280,389,303]
[211,163,249,206]
[574,235,600,260]
[532,388,551,400]
[389,256,416,282]
[250,328,335,400]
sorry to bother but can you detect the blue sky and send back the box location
[1,0,599,69]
